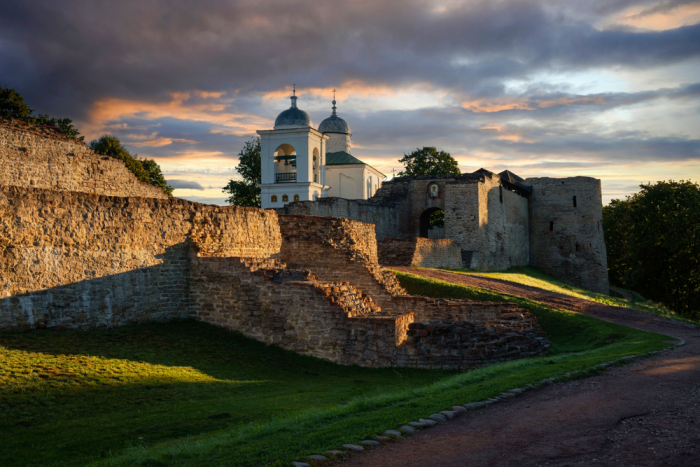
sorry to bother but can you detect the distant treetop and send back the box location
[397,146,460,177]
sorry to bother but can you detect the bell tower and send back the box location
[257,87,329,209]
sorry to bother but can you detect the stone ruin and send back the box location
[0,119,550,370]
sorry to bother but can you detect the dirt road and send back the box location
[338,268,700,467]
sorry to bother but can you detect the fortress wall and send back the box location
[278,215,406,311]
[0,119,168,199]
[444,175,529,270]
[0,186,281,330]
[526,177,609,294]
[444,180,481,267]
[478,179,530,270]
[281,197,400,240]
[377,238,462,269]
[191,255,413,367]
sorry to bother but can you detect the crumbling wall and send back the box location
[0,186,280,330]
[278,215,406,311]
[190,256,548,369]
[526,177,609,294]
[0,119,168,199]
[378,238,462,269]
[402,309,550,370]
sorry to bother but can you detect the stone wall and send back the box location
[281,197,400,240]
[0,186,281,330]
[526,177,609,294]
[445,173,529,270]
[191,256,549,370]
[0,119,168,199]
[378,238,462,269]
[404,309,550,370]
[278,215,407,311]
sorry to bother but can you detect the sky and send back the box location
[1,0,699,205]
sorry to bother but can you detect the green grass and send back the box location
[2,273,674,467]
[436,266,695,324]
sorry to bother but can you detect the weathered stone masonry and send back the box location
[0,119,168,199]
[378,238,462,270]
[283,170,609,294]
[0,122,550,370]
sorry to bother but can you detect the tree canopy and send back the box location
[1,86,82,139]
[90,135,173,196]
[603,180,700,320]
[223,138,261,207]
[397,146,460,177]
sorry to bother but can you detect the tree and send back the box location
[0,86,34,120]
[397,146,460,177]
[90,135,173,196]
[603,180,700,320]
[223,138,261,207]
[0,85,83,140]
[602,198,633,287]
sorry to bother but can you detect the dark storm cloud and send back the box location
[1,0,699,120]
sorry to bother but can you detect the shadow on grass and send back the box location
[0,320,452,467]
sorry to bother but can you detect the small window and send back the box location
[271,195,278,202]
[575,243,580,252]
[293,194,300,202]
[499,186,503,203]
[550,221,554,232]
[282,194,288,202]
[429,183,439,197]
[314,173,318,183]
[573,196,577,207]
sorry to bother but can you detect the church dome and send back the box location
[318,115,350,134]
[274,92,313,129]
[318,96,351,135]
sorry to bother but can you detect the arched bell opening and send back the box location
[274,144,297,183]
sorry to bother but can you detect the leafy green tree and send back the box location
[0,86,83,140]
[33,114,82,139]
[223,138,261,207]
[139,158,174,196]
[90,135,172,196]
[0,86,34,120]
[602,198,633,286]
[603,180,700,319]
[429,210,444,228]
[397,146,460,177]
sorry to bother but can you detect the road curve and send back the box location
[335,268,700,467]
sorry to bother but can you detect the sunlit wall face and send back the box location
[1,0,698,205]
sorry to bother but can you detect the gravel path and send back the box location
[336,268,700,467]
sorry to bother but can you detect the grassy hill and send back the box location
[1,274,673,467]
[437,266,694,324]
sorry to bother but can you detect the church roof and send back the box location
[274,92,313,129]
[326,151,386,177]
[318,94,351,135]
[326,151,364,165]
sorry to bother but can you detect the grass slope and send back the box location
[437,266,694,324]
[2,275,672,467]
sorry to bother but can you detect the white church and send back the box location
[257,89,385,209]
